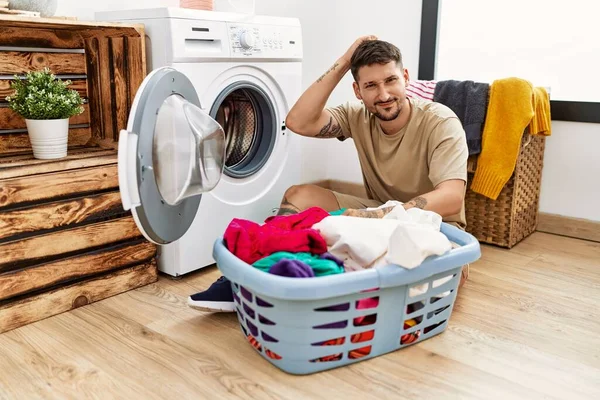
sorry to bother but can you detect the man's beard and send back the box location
[372,98,402,121]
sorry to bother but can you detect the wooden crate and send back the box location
[0,16,157,333]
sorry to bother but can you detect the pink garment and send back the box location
[224,207,330,264]
[355,292,380,325]
[406,80,437,101]
[357,297,379,310]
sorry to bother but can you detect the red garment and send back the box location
[224,207,330,264]
[247,334,282,360]
[354,296,379,325]
[263,207,329,230]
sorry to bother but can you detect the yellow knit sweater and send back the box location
[470,78,551,200]
[530,86,552,136]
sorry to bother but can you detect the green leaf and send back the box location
[5,67,84,120]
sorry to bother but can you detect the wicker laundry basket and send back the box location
[465,132,546,248]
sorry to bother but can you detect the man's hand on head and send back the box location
[341,35,378,65]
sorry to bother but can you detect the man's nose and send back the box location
[377,85,390,100]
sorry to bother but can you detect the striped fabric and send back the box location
[406,80,437,101]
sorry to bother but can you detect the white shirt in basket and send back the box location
[312,203,452,271]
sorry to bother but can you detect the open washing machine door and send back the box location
[118,67,225,245]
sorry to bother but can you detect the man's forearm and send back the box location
[402,188,462,217]
[285,58,349,132]
[343,206,395,219]
[342,187,464,219]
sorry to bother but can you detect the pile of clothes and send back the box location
[224,201,453,275]
[224,202,454,362]
[224,206,345,277]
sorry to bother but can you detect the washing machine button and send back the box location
[239,31,255,49]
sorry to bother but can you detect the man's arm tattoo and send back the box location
[317,62,339,83]
[405,196,428,209]
[343,197,428,218]
[316,116,343,138]
[276,196,300,216]
[342,206,395,218]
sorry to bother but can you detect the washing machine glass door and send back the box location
[118,67,225,245]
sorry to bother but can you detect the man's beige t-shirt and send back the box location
[328,97,469,229]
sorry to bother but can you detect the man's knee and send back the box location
[282,183,342,212]
[283,184,317,209]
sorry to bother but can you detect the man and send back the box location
[188,36,469,312]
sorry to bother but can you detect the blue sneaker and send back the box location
[187,276,235,312]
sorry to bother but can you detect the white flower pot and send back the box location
[25,118,69,159]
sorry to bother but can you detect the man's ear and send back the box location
[353,81,362,100]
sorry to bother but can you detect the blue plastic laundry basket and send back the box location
[213,222,481,375]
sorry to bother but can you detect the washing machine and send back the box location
[97,8,303,276]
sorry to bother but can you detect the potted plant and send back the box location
[6,67,84,159]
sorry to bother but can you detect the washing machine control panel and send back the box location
[228,24,302,59]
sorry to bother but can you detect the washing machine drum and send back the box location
[118,67,225,245]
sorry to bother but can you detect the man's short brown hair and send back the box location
[350,40,403,82]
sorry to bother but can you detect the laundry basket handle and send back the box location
[376,223,481,289]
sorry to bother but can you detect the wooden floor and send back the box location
[0,232,598,399]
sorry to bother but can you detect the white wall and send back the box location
[436,0,600,103]
[539,122,600,221]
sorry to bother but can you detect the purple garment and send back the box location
[319,252,344,267]
[268,259,315,278]
[313,301,351,329]
[315,320,348,329]
[268,253,346,327]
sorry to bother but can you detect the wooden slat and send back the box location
[84,37,104,141]
[0,27,84,48]
[0,145,103,164]
[0,79,88,101]
[0,51,86,75]
[111,37,128,142]
[0,241,156,301]
[0,216,142,270]
[83,136,118,151]
[0,127,91,154]
[537,212,600,243]
[0,164,118,209]
[0,260,157,334]
[0,150,116,179]
[98,38,114,141]
[125,36,145,112]
[0,16,142,37]
[0,191,125,242]
[0,104,90,130]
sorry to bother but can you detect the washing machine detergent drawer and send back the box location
[118,66,226,245]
